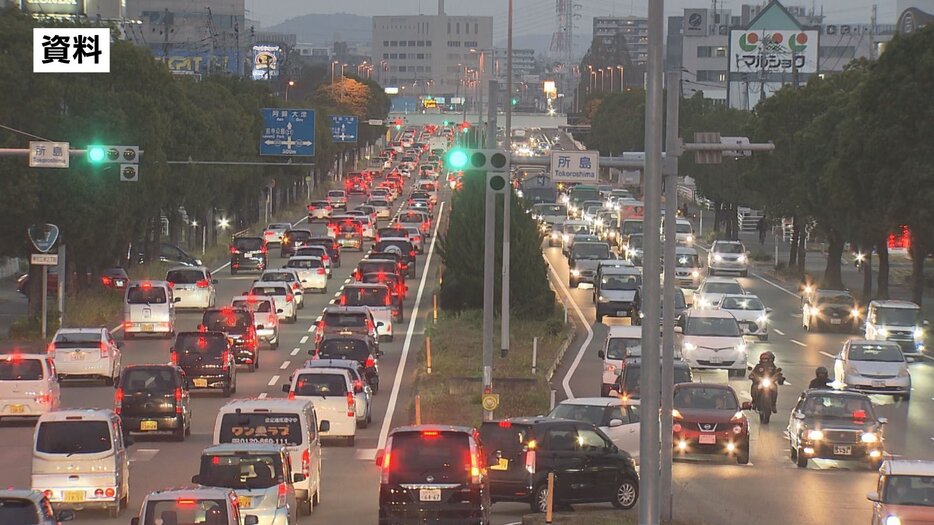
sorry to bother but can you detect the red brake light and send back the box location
[286,294,293,303]
[365,356,375,368]
[230,246,239,254]
[196,279,210,288]
[498,420,512,428]
[288,390,296,400]
[177,499,197,506]
[222,350,231,369]
[302,448,310,477]
[141,281,152,289]
[321,254,329,261]
[347,392,355,417]
[385,293,392,306]
[317,267,326,275]
[422,430,440,438]
[853,410,867,420]
[170,352,178,365]
[47,342,56,354]
[101,276,112,286]
[174,387,183,413]
[339,295,347,305]
[99,342,108,358]
[114,388,123,414]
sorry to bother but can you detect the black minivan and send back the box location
[170,331,237,397]
[229,236,267,275]
[377,425,491,525]
[479,417,639,512]
[116,365,191,441]
[201,308,260,372]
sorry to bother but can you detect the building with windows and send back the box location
[667,0,894,109]
[371,0,493,102]
[592,16,649,67]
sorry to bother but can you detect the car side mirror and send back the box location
[282,384,291,393]
[319,420,330,433]
[191,474,201,484]
[244,516,259,525]
[375,448,385,467]
[867,491,880,502]
[293,473,306,483]
[598,350,605,359]
[673,326,682,334]
[131,518,140,525]
[741,401,753,410]
[878,417,889,425]
[174,297,182,303]
[57,509,75,522]
[608,418,624,428]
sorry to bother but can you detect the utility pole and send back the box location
[482,80,499,421]
[501,0,514,357]
[640,0,665,522]
[660,70,681,523]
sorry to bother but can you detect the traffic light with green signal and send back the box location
[444,148,510,172]
[511,98,518,106]
[86,145,107,164]
[445,148,469,170]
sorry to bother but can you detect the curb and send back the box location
[546,323,578,382]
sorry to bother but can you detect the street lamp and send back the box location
[285,79,295,101]
[330,60,339,85]
[617,65,624,92]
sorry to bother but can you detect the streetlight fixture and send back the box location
[285,79,295,101]
[330,60,339,85]
[617,65,625,92]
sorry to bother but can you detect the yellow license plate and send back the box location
[71,352,85,360]
[140,420,158,431]
[238,496,251,508]
[63,490,85,503]
[193,378,208,388]
[489,458,509,471]
[142,323,154,332]
[9,405,25,414]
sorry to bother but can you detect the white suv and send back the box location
[677,309,748,377]
[707,240,749,277]
[49,328,122,384]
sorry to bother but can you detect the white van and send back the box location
[31,409,130,517]
[0,353,60,421]
[284,368,357,446]
[123,281,178,339]
[865,299,928,356]
[213,398,326,516]
[597,326,642,397]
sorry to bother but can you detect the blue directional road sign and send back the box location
[329,115,359,143]
[260,108,316,156]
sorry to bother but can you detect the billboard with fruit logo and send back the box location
[728,30,819,74]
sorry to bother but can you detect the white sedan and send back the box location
[716,293,770,341]
[49,327,122,384]
[547,397,641,463]
[834,339,911,400]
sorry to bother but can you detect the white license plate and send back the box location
[699,434,716,445]
[114,279,125,287]
[71,352,85,360]
[831,319,842,325]
[419,488,442,502]
[708,356,722,364]
[617,311,627,316]
[833,445,852,455]
[872,380,886,388]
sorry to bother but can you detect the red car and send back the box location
[672,383,751,464]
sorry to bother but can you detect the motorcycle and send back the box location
[752,368,784,424]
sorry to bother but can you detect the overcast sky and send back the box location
[249,0,898,34]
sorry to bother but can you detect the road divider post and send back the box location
[426,337,432,375]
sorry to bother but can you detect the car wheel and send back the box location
[531,483,551,513]
[611,476,639,509]
[271,337,279,350]
[299,495,313,516]
[736,445,750,465]
[795,447,809,468]
[759,409,771,424]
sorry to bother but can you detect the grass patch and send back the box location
[412,308,571,428]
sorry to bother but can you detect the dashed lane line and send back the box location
[773,328,786,336]
[299,336,308,344]
[258,392,268,399]
[790,339,807,347]
[279,361,291,370]
[291,348,300,356]
[268,375,280,386]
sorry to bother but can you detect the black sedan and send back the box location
[787,389,886,469]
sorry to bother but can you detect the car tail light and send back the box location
[339,295,347,305]
[288,390,295,400]
[174,387,183,413]
[166,282,175,289]
[385,293,392,306]
[302,448,310,477]
[277,482,288,508]
[413,236,421,243]
[170,352,178,365]
[177,499,197,506]
[321,254,329,261]
[353,379,363,391]
[35,393,52,405]
[365,356,375,368]
[347,392,355,417]
[105,487,115,498]
[261,245,268,254]
[409,250,416,257]
[230,246,240,254]
[379,447,392,483]
[222,351,231,369]
[366,319,374,332]
[422,430,440,438]
[285,294,293,303]
[94,488,104,498]
[46,342,56,354]
[326,205,333,210]
[196,279,210,288]
[99,342,109,358]
[268,313,277,326]
[317,267,325,275]
[43,490,53,499]
[114,388,124,414]
[469,449,482,484]
[101,276,112,287]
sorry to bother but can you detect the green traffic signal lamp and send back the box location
[446,149,469,170]
[87,145,107,164]
[511,98,518,106]
[395,125,401,130]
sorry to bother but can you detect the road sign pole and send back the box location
[41,265,48,339]
[640,0,665,521]
[483,80,499,422]
[660,70,681,523]
[57,245,65,328]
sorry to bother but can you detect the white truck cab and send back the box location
[865,300,927,356]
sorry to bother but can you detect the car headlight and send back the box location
[884,516,902,525]
[686,235,693,243]
[878,328,889,337]
[757,315,768,324]
[691,271,699,278]
[609,231,617,237]
[806,429,824,441]
[571,269,581,277]
[914,327,924,340]
[850,309,861,318]
[737,254,747,263]
[736,343,747,354]
[713,254,723,262]
[598,295,608,303]
[683,342,697,352]
[551,232,559,239]
[861,432,880,444]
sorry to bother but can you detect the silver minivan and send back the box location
[31,409,131,517]
[123,281,178,339]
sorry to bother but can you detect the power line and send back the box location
[0,122,55,142]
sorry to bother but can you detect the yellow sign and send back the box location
[481,393,500,411]
[423,99,437,109]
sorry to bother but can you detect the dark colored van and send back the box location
[170,331,237,397]
[201,308,260,372]
[229,236,267,275]
[115,365,191,441]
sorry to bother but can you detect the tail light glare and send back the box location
[524,448,536,474]
[230,247,239,254]
[47,342,56,354]
[35,393,52,405]
[409,250,416,257]
[222,351,231,369]
[365,356,375,368]
[470,450,482,483]
[170,352,178,365]
[99,342,109,358]
[288,390,296,400]
[339,295,347,305]
[346,392,355,417]
[174,387,183,413]
[384,293,392,306]
[196,279,210,288]
[277,482,288,508]
[286,294,294,303]
[101,276,112,286]
[302,448,310,477]
[316,267,326,275]
[114,388,124,414]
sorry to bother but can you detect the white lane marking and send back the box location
[300,336,308,344]
[355,448,377,461]
[544,255,594,400]
[790,339,807,347]
[773,328,786,336]
[280,361,290,370]
[819,351,835,359]
[130,449,160,462]
[344,278,352,284]
[258,392,268,399]
[268,375,280,386]
[378,201,445,450]
[291,348,300,356]
[334,292,341,298]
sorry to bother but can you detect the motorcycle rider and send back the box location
[808,366,831,389]
[749,351,784,413]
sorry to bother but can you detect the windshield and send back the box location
[628,235,643,249]
[53,331,101,347]
[123,368,176,393]
[262,272,295,283]
[198,453,283,490]
[801,395,874,419]
[883,475,934,507]
[127,286,167,304]
[142,499,228,525]
[231,300,272,313]
[702,282,744,295]
[685,316,741,337]
[674,387,738,410]
[622,221,643,235]
[600,273,641,290]
[573,243,610,260]
[548,404,605,426]
[623,366,692,396]
[318,339,370,362]
[677,223,693,234]
[816,293,855,306]
[251,286,287,296]
[606,338,642,360]
[285,230,311,241]
[720,297,765,310]
[875,307,922,326]
[287,258,322,269]
[294,373,348,396]
[233,238,263,251]
[676,254,699,267]
[202,311,250,333]
[328,191,345,198]
[218,412,303,446]
[268,223,290,231]
[571,188,600,202]
[174,334,227,361]
[36,420,112,454]
[323,313,367,328]
[0,498,39,524]
[715,243,744,254]
[387,432,469,484]
[849,343,904,362]
[166,270,204,284]
[342,287,390,306]
[534,204,567,215]
[0,359,43,380]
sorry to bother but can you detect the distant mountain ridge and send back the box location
[266,13,372,44]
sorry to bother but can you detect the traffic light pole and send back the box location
[502,0,513,359]
[482,80,499,421]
